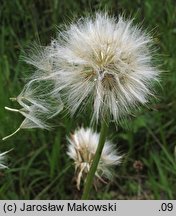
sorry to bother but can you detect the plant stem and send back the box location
[82,117,109,200]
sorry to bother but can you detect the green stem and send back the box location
[82,118,109,200]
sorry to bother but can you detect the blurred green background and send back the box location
[0,0,176,199]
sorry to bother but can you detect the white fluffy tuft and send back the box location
[41,13,158,122]
[4,13,159,139]
[67,127,122,190]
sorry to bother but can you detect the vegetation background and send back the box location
[0,0,176,199]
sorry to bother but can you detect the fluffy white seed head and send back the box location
[3,13,159,139]
[51,13,159,122]
[67,127,122,190]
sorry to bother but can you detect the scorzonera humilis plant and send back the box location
[3,13,159,199]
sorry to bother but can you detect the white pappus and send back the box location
[67,127,122,190]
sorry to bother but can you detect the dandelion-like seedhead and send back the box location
[0,151,9,169]
[67,127,122,190]
[48,13,158,123]
[3,13,159,139]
